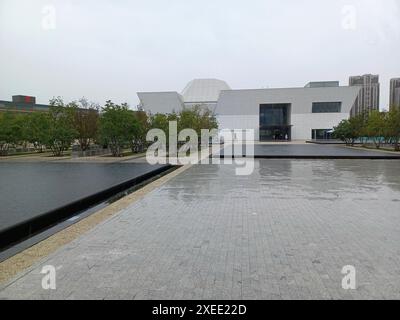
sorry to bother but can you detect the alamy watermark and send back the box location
[41,265,61,290]
[41,5,57,31]
[341,265,356,290]
[146,122,255,176]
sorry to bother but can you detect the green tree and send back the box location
[68,98,100,151]
[178,108,199,133]
[45,97,77,156]
[365,110,385,149]
[10,114,29,148]
[197,106,218,133]
[0,113,30,155]
[99,101,139,157]
[349,113,367,145]
[333,119,358,145]
[178,106,218,135]
[0,113,15,155]
[387,108,400,151]
[131,111,150,153]
[24,112,51,152]
[149,113,170,140]
[148,106,218,147]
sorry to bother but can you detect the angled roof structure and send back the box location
[181,79,231,103]
[137,92,184,114]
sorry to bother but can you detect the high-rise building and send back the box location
[349,74,380,115]
[390,78,400,110]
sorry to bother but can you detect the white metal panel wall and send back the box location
[217,113,348,141]
[216,86,361,115]
[217,115,259,141]
[291,113,349,140]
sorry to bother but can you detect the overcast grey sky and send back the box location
[0,0,399,109]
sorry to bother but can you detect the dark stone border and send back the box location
[306,140,349,145]
[218,155,400,160]
[0,165,173,251]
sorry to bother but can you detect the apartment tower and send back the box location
[349,74,380,115]
[390,78,400,110]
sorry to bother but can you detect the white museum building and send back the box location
[137,79,361,141]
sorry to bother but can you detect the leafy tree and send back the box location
[0,113,16,155]
[148,106,218,148]
[10,114,29,148]
[24,112,51,152]
[0,113,30,155]
[131,111,150,153]
[333,119,358,145]
[178,106,218,135]
[348,113,367,145]
[68,98,100,151]
[198,107,218,132]
[149,113,170,141]
[365,110,386,149]
[353,112,369,145]
[99,101,139,157]
[45,98,77,156]
[178,108,199,133]
[387,108,400,151]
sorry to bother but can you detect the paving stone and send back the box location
[1,160,400,299]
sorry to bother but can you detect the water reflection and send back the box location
[0,162,166,231]
[161,160,400,205]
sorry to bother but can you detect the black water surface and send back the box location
[0,162,166,232]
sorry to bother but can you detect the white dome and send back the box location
[181,79,231,103]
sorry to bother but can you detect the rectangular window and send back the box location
[312,102,342,113]
[260,104,289,126]
[259,104,291,141]
[312,129,334,140]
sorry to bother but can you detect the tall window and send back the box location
[312,102,342,113]
[259,104,291,141]
[260,104,289,126]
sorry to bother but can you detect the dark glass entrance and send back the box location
[312,129,334,140]
[260,104,292,141]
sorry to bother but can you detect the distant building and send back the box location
[138,79,361,141]
[0,95,50,113]
[349,74,380,116]
[304,81,340,88]
[390,78,400,110]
